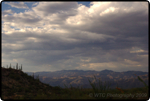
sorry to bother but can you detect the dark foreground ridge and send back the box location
[1,67,58,99]
[1,67,149,100]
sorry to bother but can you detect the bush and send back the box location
[52,86,62,90]
[88,75,111,93]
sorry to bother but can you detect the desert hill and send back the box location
[1,67,149,100]
[1,67,61,99]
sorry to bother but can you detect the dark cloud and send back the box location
[32,2,78,16]
[2,2,148,72]
[2,14,42,25]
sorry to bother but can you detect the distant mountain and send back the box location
[2,67,148,100]
[25,69,148,89]
[99,69,114,73]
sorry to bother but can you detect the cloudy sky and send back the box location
[2,2,148,72]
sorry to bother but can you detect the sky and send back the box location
[2,2,148,72]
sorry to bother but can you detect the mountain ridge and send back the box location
[26,69,148,74]
[25,69,148,89]
[2,67,148,100]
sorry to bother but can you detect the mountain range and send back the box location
[25,69,148,89]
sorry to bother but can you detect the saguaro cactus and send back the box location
[16,63,18,69]
[21,64,22,71]
[9,63,11,69]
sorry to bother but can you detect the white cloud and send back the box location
[130,49,147,53]
[5,2,29,9]
[2,2,148,72]
[2,9,13,15]
[32,2,39,7]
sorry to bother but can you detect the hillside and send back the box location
[1,67,60,99]
[1,67,149,100]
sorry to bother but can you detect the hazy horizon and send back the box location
[2,2,148,72]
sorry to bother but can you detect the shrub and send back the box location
[88,75,111,94]
[53,86,62,90]
[135,74,148,89]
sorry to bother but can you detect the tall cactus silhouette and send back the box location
[9,63,11,69]
[16,63,18,70]
[21,64,22,71]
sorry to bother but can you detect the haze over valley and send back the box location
[26,69,148,89]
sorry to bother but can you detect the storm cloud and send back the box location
[2,2,148,72]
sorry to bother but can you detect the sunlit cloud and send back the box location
[2,2,148,72]
[5,2,29,9]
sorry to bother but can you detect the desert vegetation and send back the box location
[1,64,149,100]
[3,63,23,71]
